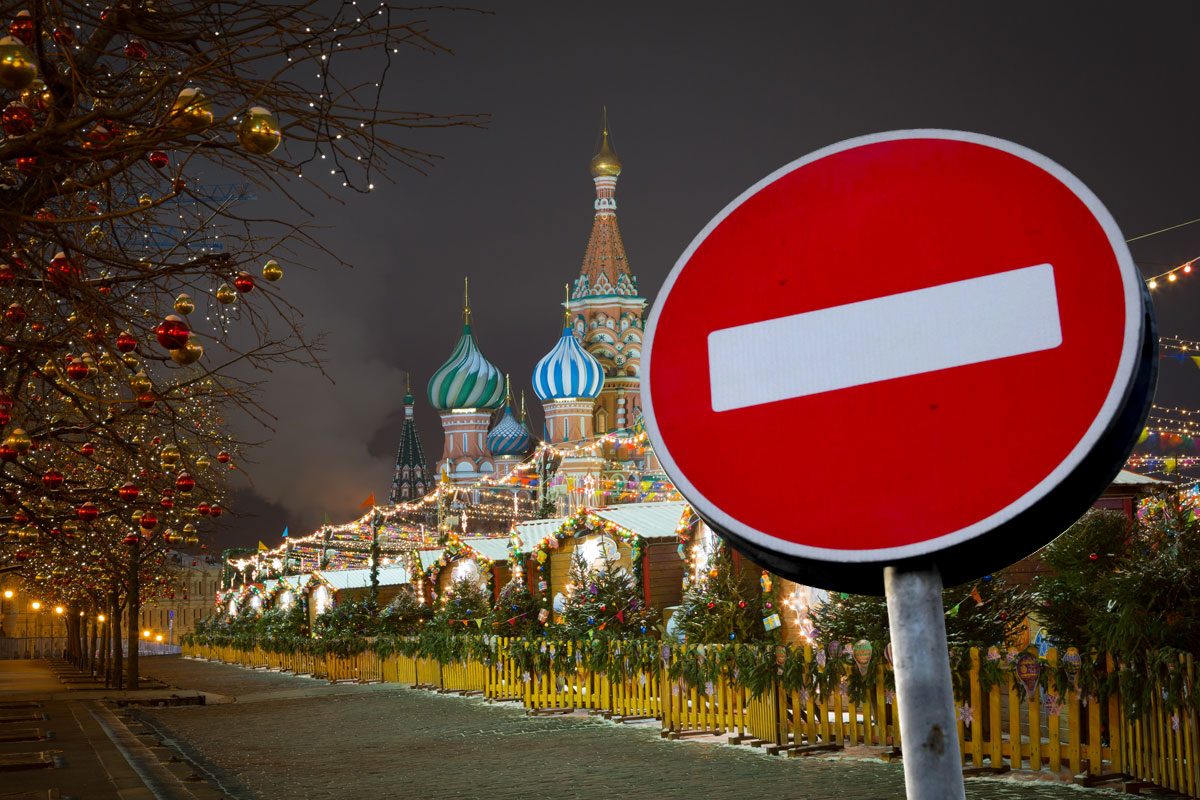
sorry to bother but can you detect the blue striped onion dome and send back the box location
[486,402,532,456]
[427,324,505,410]
[533,327,604,401]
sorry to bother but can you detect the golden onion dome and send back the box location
[589,127,621,178]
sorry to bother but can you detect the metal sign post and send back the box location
[885,564,964,800]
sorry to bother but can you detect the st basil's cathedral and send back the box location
[389,117,661,508]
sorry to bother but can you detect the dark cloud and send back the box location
[221,1,1200,547]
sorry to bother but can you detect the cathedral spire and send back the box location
[573,111,638,301]
[391,372,429,503]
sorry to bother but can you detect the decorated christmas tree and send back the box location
[559,551,659,638]
[489,576,543,637]
[378,587,432,637]
[432,577,493,632]
[673,544,779,643]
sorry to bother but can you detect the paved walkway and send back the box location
[127,657,1127,800]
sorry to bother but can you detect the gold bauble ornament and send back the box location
[138,193,152,207]
[19,78,50,110]
[130,370,151,395]
[121,353,139,369]
[170,334,203,365]
[86,225,105,245]
[160,443,181,467]
[262,259,283,282]
[195,455,211,469]
[131,509,143,523]
[174,293,194,315]
[170,87,212,131]
[183,522,197,536]
[184,535,199,547]
[215,283,236,304]
[237,106,282,155]
[5,427,31,453]
[0,37,36,91]
[97,352,118,373]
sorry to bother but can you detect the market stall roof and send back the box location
[417,549,445,572]
[513,517,567,551]
[460,537,510,563]
[591,501,689,540]
[310,564,409,592]
[1112,469,1169,485]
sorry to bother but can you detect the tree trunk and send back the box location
[109,589,122,690]
[89,607,98,675]
[126,550,139,690]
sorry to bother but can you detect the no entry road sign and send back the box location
[644,130,1155,594]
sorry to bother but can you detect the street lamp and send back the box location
[98,614,106,623]
[142,630,150,638]
[3,589,12,599]
[30,601,40,610]
[155,634,163,642]
[54,606,63,615]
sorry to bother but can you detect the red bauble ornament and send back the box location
[706,601,715,609]
[1088,553,1098,562]
[233,271,255,293]
[172,177,186,193]
[0,264,13,286]
[197,502,211,516]
[80,442,96,457]
[159,494,174,509]
[49,252,79,283]
[12,511,28,524]
[0,392,11,409]
[136,393,156,409]
[209,505,223,518]
[148,150,168,169]
[175,472,195,493]
[9,13,33,44]
[15,156,36,175]
[115,331,137,352]
[154,315,189,349]
[53,27,73,46]
[119,482,139,502]
[124,39,146,58]
[216,451,230,464]
[139,512,157,530]
[66,360,90,380]
[123,533,139,546]
[13,551,28,561]
[0,408,9,426]
[41,469,63,489]
[2,102,34,136]
[76,502,99,521]
[5,303,26,324]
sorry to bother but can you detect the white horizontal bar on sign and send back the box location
[706,263,1062,412]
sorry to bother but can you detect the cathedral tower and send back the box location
[569,111,647,434]
[390,376,430,502]
[427,279,505,483]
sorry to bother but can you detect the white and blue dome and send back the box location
[533,327,604,401]
[487,400,532,456]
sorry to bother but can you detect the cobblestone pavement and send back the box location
[137,656,1119,800]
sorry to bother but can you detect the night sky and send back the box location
[217,2,1200,551]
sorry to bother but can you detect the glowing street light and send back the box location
[142,630,151,638]
[3,589,12,599]
[155,634,163,642]
[30,601,40,610]
[54,606,64,615]
[98,614,106,623]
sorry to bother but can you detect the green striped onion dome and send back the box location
[427,324,505,411]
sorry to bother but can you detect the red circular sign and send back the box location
[644,131,1152,591]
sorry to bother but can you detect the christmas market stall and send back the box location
[423,537,513,603]
[515,501,689,621]
[300,565,411,628]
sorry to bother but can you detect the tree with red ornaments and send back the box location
[0,1,482,687]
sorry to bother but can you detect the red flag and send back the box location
[359,493,375,509]
[508,617,517,626]
[617,610,624,622]
[970,587,984,606]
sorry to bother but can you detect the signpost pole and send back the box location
[884,563,965,800]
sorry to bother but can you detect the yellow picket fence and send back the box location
[183,641,1200,795]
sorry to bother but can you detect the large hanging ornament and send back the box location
[2,101,33,135]
[169,334,203,365]
[41,469,63,489]
[237,106,282,155]
[75,502,99,522]
[175,472,195,493]
[216,451,230,464]
[160,443,181,467]
[118,482,139,502]
[173,293,194,315]
[147,150,168,169]
[6,302,26,324]
[115,331,138,352]
[215,283,236,304]
[97,352,118,373]
[129,370,151,395]
[169,87,212,131]
[209,505,223,518]
[233,271,254,293]
[139,512,158,531]
[5,427,30,453]
[124,39,147,59]
[154,315,189,349]
[8,12,33,45]
[19,78,49,111]
[262,259,283,282]
[0,37,34,90]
